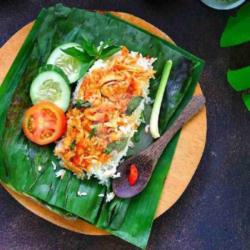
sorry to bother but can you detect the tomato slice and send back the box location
[22,101,66,145]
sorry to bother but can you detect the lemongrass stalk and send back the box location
[150,60,173,138]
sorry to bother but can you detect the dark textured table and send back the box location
[0,1,249,249]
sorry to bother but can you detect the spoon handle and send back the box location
[145,95,205,161]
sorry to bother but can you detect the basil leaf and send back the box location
[61,47,91,62]
[99,46,120,60]
[104,138,128,154]
[79,60,94,78]
[97,41,108,55]
[82,37,98,57]
[126,96,143,115]
[99,39,113,50]
[97,40,113,55]
[74,99,91,108]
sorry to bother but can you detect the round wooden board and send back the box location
[0,11,207,236]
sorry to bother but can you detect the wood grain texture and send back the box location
[0,12,207,235]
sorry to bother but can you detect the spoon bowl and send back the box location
[112,95,206,198]
[112,155,155,198]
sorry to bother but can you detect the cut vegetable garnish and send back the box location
[60,39,121,80]
[128,164,139,186]
[126,96,143,115]
[104,138,128,154]
[22,102,66,145]
[150,60,173,138]
[30,65,71,112]
[47,43,83,83]
[73,99,91,109]
[99,45,121,60]
[88,126,97,139]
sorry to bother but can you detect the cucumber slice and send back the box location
[39,64,70,84]
[30,66,71,111]
[47,43,83,83]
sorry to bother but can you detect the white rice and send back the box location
[51,161,57,170]
[77,191,88,196]
[55,169,66,179]
[106,192,115,202]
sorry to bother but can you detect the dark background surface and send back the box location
[0,0,249,249]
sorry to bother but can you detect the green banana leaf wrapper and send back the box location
[0,4,204,249]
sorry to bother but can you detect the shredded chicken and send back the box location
[55,47,155,177]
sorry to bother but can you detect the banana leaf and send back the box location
[0,4,204,249]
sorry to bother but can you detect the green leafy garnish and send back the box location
[79,60,94,78]
[69,140,76,150]
[104,148,112,155]
[81,37,98,57]
[74,99,91,109]
[126,96,143,115]
[99,46,121,60]
[89,126,97,139]
[104,138,128,154]
[62,47,92,63]
[132,130,140,143]
[220,3,250,47]
[62,37,120,79]
[140,111,146,124]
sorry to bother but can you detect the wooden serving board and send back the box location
[0,11,207,236]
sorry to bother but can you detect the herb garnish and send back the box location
[126,96,143,115]
[89,126,97,139]
[62,38,120,78]
[104,148,112,155]
[74,99,91,109]
[104,138,128,154]
[69,140,76,150]
[62,47,92,63]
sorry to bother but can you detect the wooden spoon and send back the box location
[112,95,206,198]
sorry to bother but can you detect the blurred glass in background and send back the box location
[201,0,246,10]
